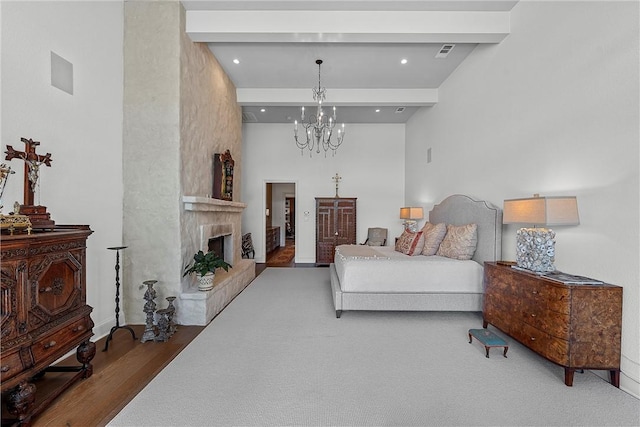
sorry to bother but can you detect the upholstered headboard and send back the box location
[428,194,502,266]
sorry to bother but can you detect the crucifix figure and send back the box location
[332,173,342,198]
[4,137,55,229]
[5,138,52,206]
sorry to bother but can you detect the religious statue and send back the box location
[3,137,55,229]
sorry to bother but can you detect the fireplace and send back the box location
[199,223,233,267]
[208,236,226,264]
[180,196,255,326]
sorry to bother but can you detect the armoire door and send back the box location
[315,197,357,265]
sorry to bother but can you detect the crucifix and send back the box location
[332,173,342,198]
[4,137,55,228]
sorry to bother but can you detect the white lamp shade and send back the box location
[503,196,579,226]
[400,207,424,220]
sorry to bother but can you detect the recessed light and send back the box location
[375,109,381,113]
[260,108,266,113]
[400,58,408,65]
[233,58,240,64]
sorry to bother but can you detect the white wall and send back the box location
[242,123,406,263]
[405,1,639,396]
[1,1,124,337]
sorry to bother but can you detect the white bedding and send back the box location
[334,245,484,294]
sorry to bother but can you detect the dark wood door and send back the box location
[315,197,356,265]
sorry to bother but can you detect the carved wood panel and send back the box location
[315,198,356,265]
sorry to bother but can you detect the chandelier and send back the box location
[294,59,345,157]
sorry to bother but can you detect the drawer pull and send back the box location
[44,340,57,349]
[530,337,536,341]
[532,290,538,294]
[1,365,10,373]
[531,313,536,317]
[72,325,85,332]
[39,287,53,293]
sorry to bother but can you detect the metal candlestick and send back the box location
[141,280,158,343]
[154,309,170,342]
[166,296,177,336]
[103,246,137,351]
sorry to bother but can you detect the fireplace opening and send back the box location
[208,236,225,263]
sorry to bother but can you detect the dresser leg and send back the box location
[564,368,575,386]
[6,381,37,424]
[77,340,96,379]
[610,370,620,388]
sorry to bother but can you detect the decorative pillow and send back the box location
[421,222,447,256]
[436,223,478,260]
[395,230,425,256]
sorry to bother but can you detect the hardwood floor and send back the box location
[21,324,204,427]
[8,262,306,426]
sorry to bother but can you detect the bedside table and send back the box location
[483,262,622,387]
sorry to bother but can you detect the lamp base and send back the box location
[403,220,418,233]
[516,228,556,272]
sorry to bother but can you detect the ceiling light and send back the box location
[400,59,408,65]
[260,108,266,113]
[232,59,240,64]
[375,109,381,113]
[293,59,345,157]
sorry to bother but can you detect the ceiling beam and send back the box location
[186,10,510,44]
[236,88,438,107]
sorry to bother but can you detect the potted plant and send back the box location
[183,250,232,291]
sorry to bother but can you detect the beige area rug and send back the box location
[109,268,640,426]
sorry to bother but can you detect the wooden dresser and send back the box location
[1,226,95,425]
[315,197,357,265]
[483,262,622,387]
[265,226,281,255]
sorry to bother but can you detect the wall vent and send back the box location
[242,111,258,123]
[435,44,455,59]
[395,107,406,113]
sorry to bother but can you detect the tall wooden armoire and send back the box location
[315,197,357,265]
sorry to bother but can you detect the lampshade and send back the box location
[503,196,579,226]
[399,207,424,220]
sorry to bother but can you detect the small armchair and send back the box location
[361,227,388,246]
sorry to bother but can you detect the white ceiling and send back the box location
[181,1,518,124]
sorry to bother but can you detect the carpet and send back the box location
[109,268,640,426]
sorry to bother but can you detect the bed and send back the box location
[329,194,502,317]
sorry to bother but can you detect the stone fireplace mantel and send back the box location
[182,196,246,213]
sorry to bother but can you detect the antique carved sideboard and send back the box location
[1,226,95,425]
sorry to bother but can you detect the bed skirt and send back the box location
[330,263,482,318]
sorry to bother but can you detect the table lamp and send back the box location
[400,207,424,232]
[503,194,579,272]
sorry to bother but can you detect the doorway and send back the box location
[265,182,296,267]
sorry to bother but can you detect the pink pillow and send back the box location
[395,230,425,256]
[421,222,447,256]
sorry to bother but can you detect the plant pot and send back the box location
[197,272,215,291]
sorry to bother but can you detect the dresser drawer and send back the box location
[31,317,90,364]
[515,322,569,366]
[0,349,23,383]
[519,306,570,340]
[519,281,570,314]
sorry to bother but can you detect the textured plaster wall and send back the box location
[179,5,243,279]
[404,1,639,396]
[123,2,243,324]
